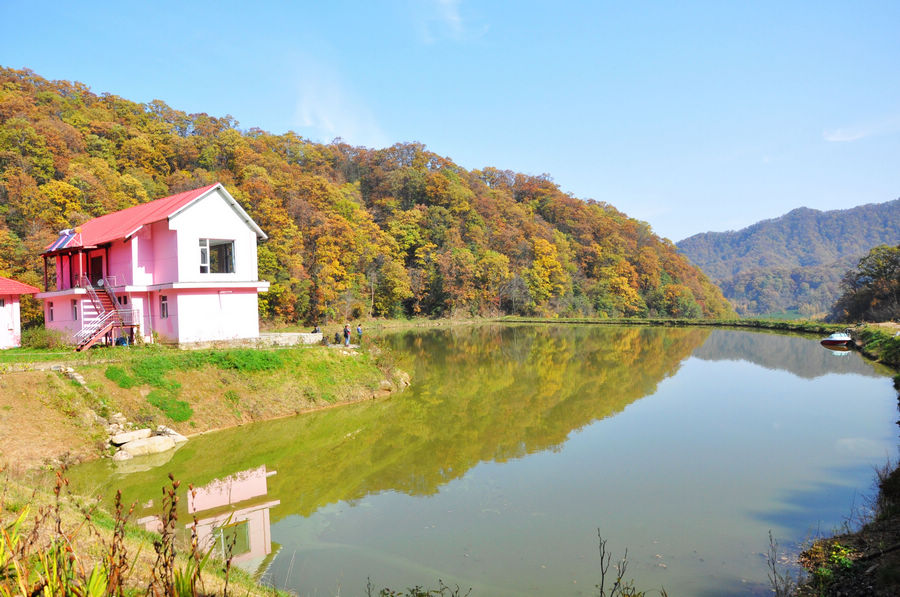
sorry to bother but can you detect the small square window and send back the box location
[160,295,168,319]
[199,239,234,274]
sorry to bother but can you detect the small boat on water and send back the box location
[820,332,852,348]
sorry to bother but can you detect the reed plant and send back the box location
[0,468,277,597]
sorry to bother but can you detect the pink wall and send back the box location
[0,295,22,349]
[43,295,89,337]
[107,240,133,285]
[186,467,279,567]
[150,221,178,284]
[188,466,269,513]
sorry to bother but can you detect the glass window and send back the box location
[0,298,5,308]
[71,300,78,321]
[48,302,54,322]
[160,295,168,319]
[200,239,234,274]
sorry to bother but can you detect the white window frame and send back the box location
[160,295,169,319]
[199,238,235,274]
[71,300,78,321]
[48,301,54,322]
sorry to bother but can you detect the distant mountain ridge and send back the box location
[676,199,900,316]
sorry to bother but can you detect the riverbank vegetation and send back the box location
[0,468,287,597]
[0,341,404,470]
[829,244,900,323]
[792,325,900,596]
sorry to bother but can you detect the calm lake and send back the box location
[68,325,898,596]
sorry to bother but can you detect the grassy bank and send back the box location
[0,337,412,597]
[0,341,406,471]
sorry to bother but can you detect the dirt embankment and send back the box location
[0,344,407,471]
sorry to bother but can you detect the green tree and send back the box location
[830,244,900,322]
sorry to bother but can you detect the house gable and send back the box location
[167,186,263,284]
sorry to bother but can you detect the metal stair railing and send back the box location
[74,310,119,345]
[74,308,139,349]
[75,275,105,313]
[101,276,125,316]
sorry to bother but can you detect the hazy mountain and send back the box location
[677,200,900,316]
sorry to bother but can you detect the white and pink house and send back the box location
[37,183,269,349]
[0,276,40,349]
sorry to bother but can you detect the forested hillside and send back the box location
[0,67,734,325]
[677,200,900,316]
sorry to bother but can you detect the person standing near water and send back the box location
[343,324,351,346]
[356,323,362,344]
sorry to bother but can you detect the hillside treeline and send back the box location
[0,67,733,325]
[677,201,900,317]
[829,244,900,323]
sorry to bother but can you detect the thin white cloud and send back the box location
[823,114,900,142]
[415,0,487,44]
[292,59,388,148]
[437,0,464,38]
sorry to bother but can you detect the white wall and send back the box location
[173,290,260,343]
[0,295,22,349]
[169,188,259,284]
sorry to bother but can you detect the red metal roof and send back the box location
[44,183,220,254]
[0,276,40,295]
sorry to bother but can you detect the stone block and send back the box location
[110,428,152,446]
[120,435,176,457]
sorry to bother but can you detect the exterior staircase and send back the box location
[74,276,138,351]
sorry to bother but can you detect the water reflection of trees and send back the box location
[70,325,709,524]
[692,329,890,379]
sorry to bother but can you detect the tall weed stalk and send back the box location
[1,469,233,597]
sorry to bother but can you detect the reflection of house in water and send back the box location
[137,465,279,574]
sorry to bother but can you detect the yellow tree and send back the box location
[525,238,568,306]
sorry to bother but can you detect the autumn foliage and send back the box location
[0,67,734,325]
[829,244,900,323]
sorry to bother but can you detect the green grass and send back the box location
[146,389,193,422]
[95,344,375,422]
[104,365,137,388]
[174,348,283,372]
[857,328,900,367]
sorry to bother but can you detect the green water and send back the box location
[68,325,898,596]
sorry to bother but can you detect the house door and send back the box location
[89,256,103,286]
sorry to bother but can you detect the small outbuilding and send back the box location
[0,276,40,349]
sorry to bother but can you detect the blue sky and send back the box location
[2,1,898,241]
